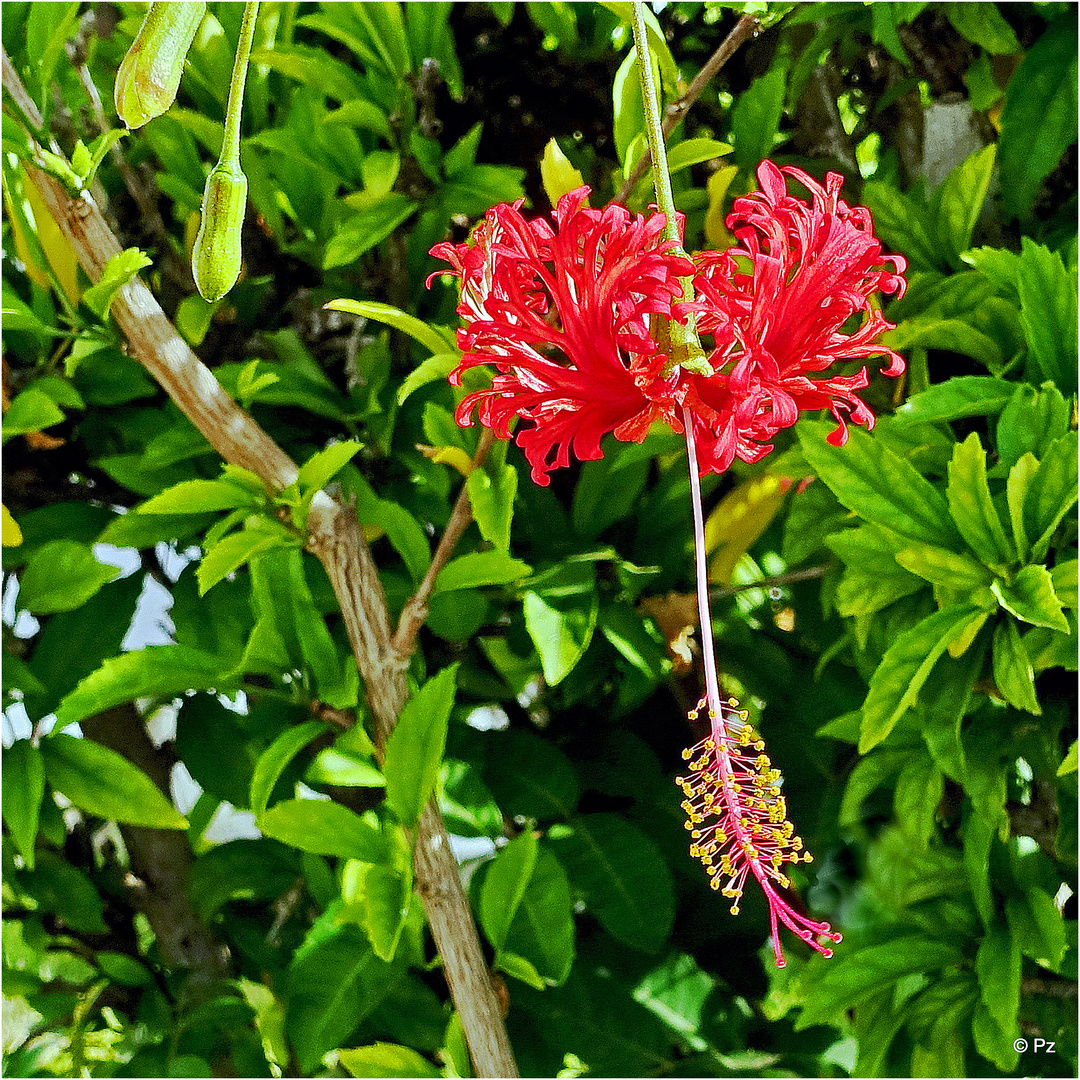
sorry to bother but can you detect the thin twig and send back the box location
[392,428,494,657]
[610,13,759,207]
[710,564,829,601]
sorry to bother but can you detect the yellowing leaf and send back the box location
[419,443,473,477]
[2,504,22,546]
[23,169,80,304]
[705,474,792,585]
[540,139,585,205]
[704,165,739,251]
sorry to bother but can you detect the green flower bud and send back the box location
[114,2,206,129]
[192,162,247,302]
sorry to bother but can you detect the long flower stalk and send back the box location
[633,2,839,966]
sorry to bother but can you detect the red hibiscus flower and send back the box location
[428,161,906,484]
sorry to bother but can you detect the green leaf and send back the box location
[323,99,391,138]
[259,799,388,861]
[250,44,367,104]
[1006,889,1066,971]
[18,540,120,614]
[665,138,731,173]
[198,526,293,595]
[467,460,518,552]
[992,618,1040,714]
[829,525,927,617]
[894,375,1015,425]
[353,479,432,584]
[1024,432,1079,561]
[338,1043,438,1079]
[40,734,187,828]
[482,729,580,821]
[1005,453,1038,562]
[551,813,674,953]
[81,247,152,320]
[20,850,108,934]
[396,353,460,405]
[1017,239,1078,392]
[995,382,1070,470]
[799,422,960,549]
[285,925,397,1074]
[883,317,1003,370]
[297,441,363,492]
[384,665,457,828]
[359,865,411,962]
[1,387,65,441]
[893,755,944,846]
[55,645,232,728]
[324,299,456,357]
[137,478,262,515]
[323,194,419,268]
[998,15,1078,222]
[523,561,599,686]
[975,922,1021,1032]
[992,565,1069,632]
[730,65,787,170]
[501,845,575,985]
[434,550,531,594]
[945,433,1014,568]
[860,604,985,753]
[493,950,547,990]
[250,721,326,817]
[943,1,1020,52]
[894,541,993,590]
[971,1000,1019,1072]
[480,830,539,952]
[2,740,44,868]
[307,747,385,788]
[795,937,966,1030]
[176,696,255,808]
[932,145,996,268]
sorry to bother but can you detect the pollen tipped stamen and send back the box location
[678,694,838,965]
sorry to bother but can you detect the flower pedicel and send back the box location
[428,162,906,965]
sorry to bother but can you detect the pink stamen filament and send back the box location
[680,406,841,967]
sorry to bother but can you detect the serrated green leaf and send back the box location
[1017,240,1079,393]
[434,550,530,593]
[1005,453,1038,562]
[2,740,44,868]
[945,433,1014,568]
[995,382,1070,470]
[55,645,232,727]
[260,799,388,861]
[992,618,1040,714]
[480,830,539,953]
[323,194,419,268]
[41,734,187,828]
[18,540,120,614]
[894,376,1015,425]
[1024,432,1079,561]
[551,813,673,953]
[384,665,457,828]
[860,604,984,753]
[894,542,993,589]
[325,299,455,357]
[992,565,1069,632]
[893,755,944,846]
[799,422,960,549]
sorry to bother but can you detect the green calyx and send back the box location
[192,163,247,302]
[113,2,206,129]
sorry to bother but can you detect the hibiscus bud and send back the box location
[114,2,206,129]
[192,162,247,301]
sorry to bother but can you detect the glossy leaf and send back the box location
[260,799,388,861]
[17,540,120,614]
[480,829,539,952]
[991,564,1069,633]
[2,739,44,868]
[945,433,1013,568]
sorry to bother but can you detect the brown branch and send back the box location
[610,13,759,208]
[710,564,829,601]
[81,705,229,982]
[392,429,494,657]
[3,51,518,1078]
